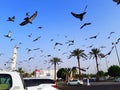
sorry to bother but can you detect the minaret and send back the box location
[11,45,18,71]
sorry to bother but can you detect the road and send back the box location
[57,82,120,90]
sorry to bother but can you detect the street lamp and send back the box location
[112,42,120,66]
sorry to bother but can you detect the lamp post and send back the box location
[112,42,120,66]
[105,57,109,71]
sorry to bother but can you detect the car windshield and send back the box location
[24,78,55,87]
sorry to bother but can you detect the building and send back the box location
[35,69,57,79]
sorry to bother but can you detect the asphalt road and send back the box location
[57,82,120,90]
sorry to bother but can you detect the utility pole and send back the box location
[11,45,18,71]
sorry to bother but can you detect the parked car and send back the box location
[0,70,26,90]
[66,79,83,85]
[115,78,120,82]
[24,78,59,90]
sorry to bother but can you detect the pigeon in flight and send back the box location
[107,32,115,39]
[33,36,41,42]
[4,30,11,38]
[33,48,40,50]
[38,26,43,29]
[89,33,99,39]
[7,16,15,22]
[20,11,38,26]
[54,42,63,49]
[71,5,87,21]
[28,33,32,38]
[26,12,30,16]
[113,0,120,5]
[80,22,91,29]
[26,48,32,54]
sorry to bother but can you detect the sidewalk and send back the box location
[85,81,120,86]
[56,81,120,86]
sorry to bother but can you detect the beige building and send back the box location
[35,69,57,79]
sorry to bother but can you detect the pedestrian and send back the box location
[87,76,90,86]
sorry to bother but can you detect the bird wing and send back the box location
[71,12,81,18]
[113,0,120,4]
[71,12,86,21]
[29,11,37,21]
[8,31,11,37]
[80,24,86,29]
[113,0,119,2]
[19,20,29,26]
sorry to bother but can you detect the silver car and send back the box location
[67,79,83,85]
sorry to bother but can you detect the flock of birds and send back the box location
[0,0,120,72]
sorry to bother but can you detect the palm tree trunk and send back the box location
[54,63,56,81]
[77,56,81,80]
[95,55,99,81]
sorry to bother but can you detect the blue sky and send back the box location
[0,0,120,74]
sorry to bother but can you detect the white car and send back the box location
[0,70,26,90]
[24,78,59,90]
[67,79,83,85]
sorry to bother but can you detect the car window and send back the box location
[24,79,55,87]
[0,74,12,90]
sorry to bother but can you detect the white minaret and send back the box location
[11,45,18,71]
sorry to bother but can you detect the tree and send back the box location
[89,48,104,81]
[97,70,105,77]
[71,67,77,79]
[57,67,78,81]
[108,65,120,77]
[17,67,24,74]
[49,57,62,81]
[69,48,87,80]
[57,68,66,80]
[63,68,72,81]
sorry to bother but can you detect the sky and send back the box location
[0,0,120,74]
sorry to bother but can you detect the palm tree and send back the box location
[71,67,77,79]
[17,67,25,76]
[49,57,62,81]
[89,48,104,81]
[63,68,72,81]
[69,48,87,80]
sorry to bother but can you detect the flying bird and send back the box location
[54,42,63,49]
[28,33,32,38]
[26,12,30,16]
[38,26,43,29]
[80,22,91,29]
[113,0,120,5]
[33,36,41,42]
[7,16,15,22]
[26,48,32,54]
[28,57,34,61]
[65,40,74,44]
[33,48,40,50]
[71,5,87,21]
[4,30,11,38]
[107,32,115,39]
[89,33,99,39]
[10,38,15,42]
[20,11,38,26]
